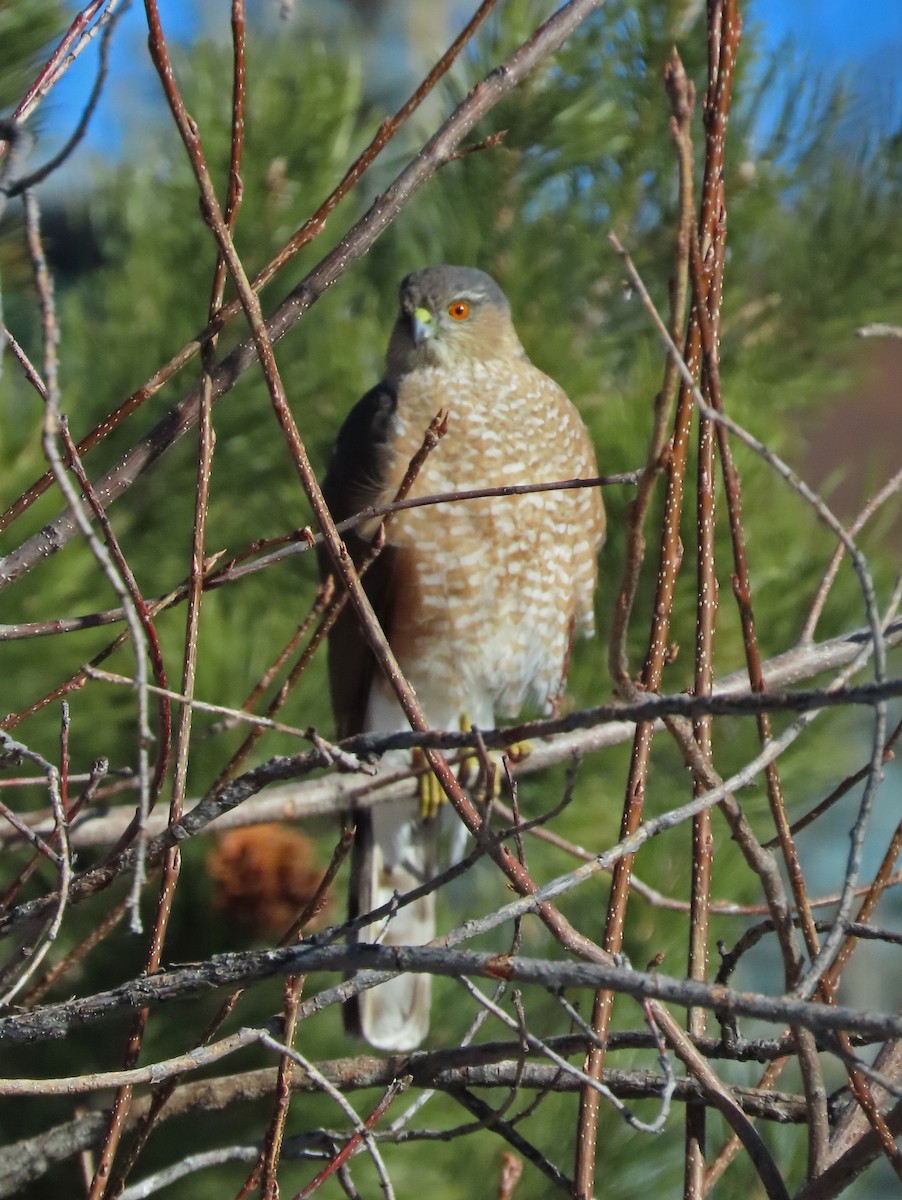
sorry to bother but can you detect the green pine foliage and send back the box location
[0,0,66,109]
[1,1,900,1196]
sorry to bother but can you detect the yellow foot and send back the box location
[413,727,534,819]
[413,747,445,820]
[457,717,533,799]
[504,739,532,766]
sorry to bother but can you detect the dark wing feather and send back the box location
[320,382,405,1041]
[319,381,399,739]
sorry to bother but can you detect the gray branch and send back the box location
[2,943,902,1048]
[0,1037,821,1197]
[7,617,900,858]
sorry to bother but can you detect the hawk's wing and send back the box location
[320,381,435,1050]
[319,381,400,739]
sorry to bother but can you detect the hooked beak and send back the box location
[412,306,434,345]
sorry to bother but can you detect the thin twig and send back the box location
[606,231,888,1004]
[6,5,124,195]
[256,1036,397,1200]
[0,472,634,645]
[2,1,125,139]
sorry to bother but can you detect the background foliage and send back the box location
[1,2,900,1197]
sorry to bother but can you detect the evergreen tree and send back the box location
[1,3,900,1196]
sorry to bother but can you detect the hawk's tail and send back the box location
[345,800,436,1051]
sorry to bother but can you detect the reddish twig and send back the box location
[1,1,122,142]
[90,9,250,1194]
[289,1076,405,1199]
[109,825,352,1200]
[207,412,448,798]
[0,471,632,646]
[5,5,123,195]
[608,49,694,691]
[801,464,902,643]
[59,419,172,833]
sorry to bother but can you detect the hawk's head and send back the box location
[385,265,525,379]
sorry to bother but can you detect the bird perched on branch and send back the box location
[321,265,605,1050]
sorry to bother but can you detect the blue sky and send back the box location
[752,0,902,64]
[751,0,902,129]
[38,1,902,163]
[41,2,198,160]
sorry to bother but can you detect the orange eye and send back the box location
[448,300,470,321]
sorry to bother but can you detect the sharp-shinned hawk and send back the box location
[321,265,605,1050]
